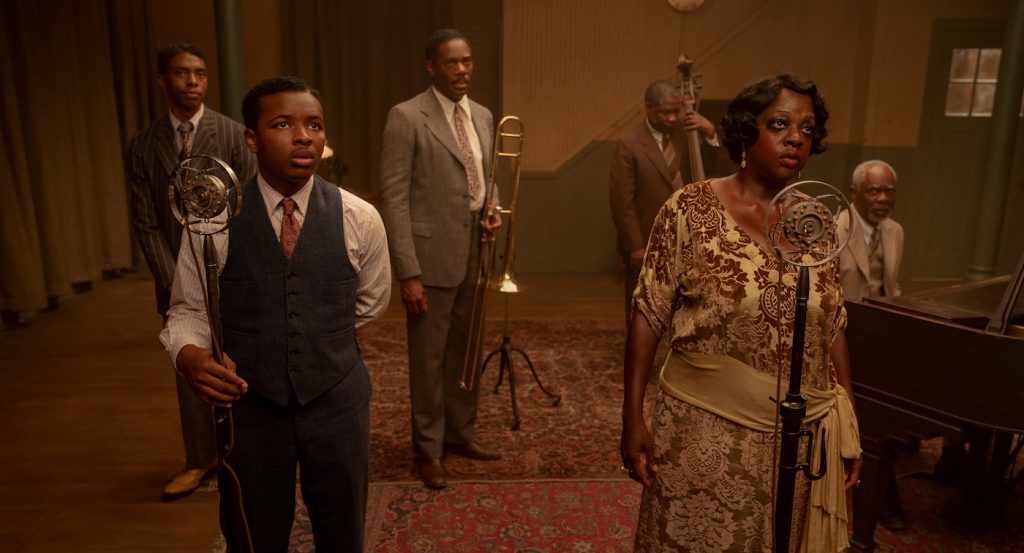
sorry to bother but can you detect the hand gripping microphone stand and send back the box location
[169,155,253,553]
[763,181,851,553]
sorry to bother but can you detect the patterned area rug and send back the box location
[360,319,640,483]
[215,319,1023,552]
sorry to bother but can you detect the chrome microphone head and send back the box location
[763,180,852,268]
[168,155,242,236]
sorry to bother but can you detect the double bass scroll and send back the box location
[675,54,705,183]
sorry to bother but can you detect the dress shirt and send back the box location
[168,104,205,151]
[850,207,877,246]
[431,86,486,211]
[645,117,721,150]
[160,173,392,365]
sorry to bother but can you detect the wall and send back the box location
[502,0,1016,274]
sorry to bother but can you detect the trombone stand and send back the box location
[480,294,561,430]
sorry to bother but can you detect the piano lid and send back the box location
[864,252,1024,334]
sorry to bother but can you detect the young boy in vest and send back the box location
[162,76,390,552]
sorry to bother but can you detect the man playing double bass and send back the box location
[609,79,718,322]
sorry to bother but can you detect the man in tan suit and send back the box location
[836,160,903,302]
[609,80,717,320]
[379,28,502,489]
[836,159,905,530]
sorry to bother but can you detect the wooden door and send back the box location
[911,20,1003,282]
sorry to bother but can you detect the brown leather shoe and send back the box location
[162,462,217,501]
[445,441,502,461]
[417,457,447,489]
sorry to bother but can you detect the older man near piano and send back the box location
[836,159,907,530]
[609,79,718,323]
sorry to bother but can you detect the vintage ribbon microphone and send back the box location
[763,180,852,553]
[169,155,253,553]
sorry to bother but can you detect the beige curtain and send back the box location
[0,0,148,314]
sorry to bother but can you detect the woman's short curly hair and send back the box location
[720,74,829,164]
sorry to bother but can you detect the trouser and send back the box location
[407,270,481,460]
[174,372,217,468]
[224,368,371,553]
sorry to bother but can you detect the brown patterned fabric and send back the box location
[632,180,846,552]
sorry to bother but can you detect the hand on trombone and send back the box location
[480,202,503,235]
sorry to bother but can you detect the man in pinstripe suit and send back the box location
[126,43,255,500]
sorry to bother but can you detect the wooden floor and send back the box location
[0,270,623,552]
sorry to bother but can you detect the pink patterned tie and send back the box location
[662,137,683,189]
[279,198,300,259]
[452,105,480,198]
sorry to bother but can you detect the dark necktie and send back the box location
[279,198,300,259]
[869,227,880,255]
[452,105,480,198]
[178,121,194,161]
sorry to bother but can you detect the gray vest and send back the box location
[219,176,362,406]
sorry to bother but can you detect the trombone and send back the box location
[460,116,525,391]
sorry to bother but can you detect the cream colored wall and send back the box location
[863,0,1009,146]
[503,0,1012,171]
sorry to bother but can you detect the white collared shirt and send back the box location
[432,86,486,211]
[168,104,205,151]
[645,117,720,151]
[160,173,392,365]
[850,206,877,246]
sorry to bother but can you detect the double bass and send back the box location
[675,54,705,183]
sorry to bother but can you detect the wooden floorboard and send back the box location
[0,270,623,551]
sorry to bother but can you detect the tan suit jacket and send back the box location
[609,121,699,254]
[836,209,904,300]
[379,88,494,287]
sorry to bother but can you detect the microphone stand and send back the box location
[172,155,252,553]
[764,181,851,553]
[202,235,254,553]
[774,266,826,553]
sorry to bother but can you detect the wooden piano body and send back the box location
[846,266,1024,552]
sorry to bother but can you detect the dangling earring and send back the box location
[740,150,747,169]
[798,171,802,179]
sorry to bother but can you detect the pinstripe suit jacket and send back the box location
[378,88,494,287]
[126,107,255,314]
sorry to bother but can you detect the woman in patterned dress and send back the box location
[620,74,862,553]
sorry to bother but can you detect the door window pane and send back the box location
[977,49,1001,82]
[971,83,996,116]
[945,83,974,116]
[949,48,979,81]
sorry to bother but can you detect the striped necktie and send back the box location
[662,136,683,189]
[178,121,194,161]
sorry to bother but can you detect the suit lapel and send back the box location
[191,109,217,158]
[639,125,675,187]
[846,211,871,281]
[418,90,465,164]
[154,117,180,177]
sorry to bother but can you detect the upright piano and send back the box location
[846,257,1024,552]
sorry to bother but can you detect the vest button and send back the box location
[288,312,298,319]
[289,367,300,374]
[288,329,298,336]
[287,272,297,279]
